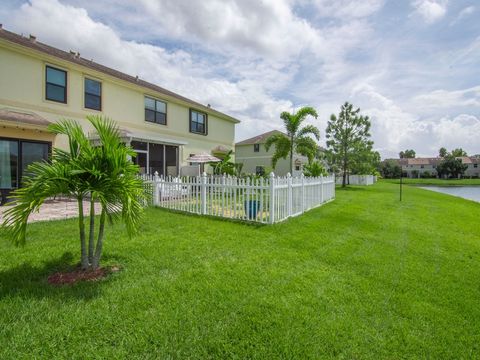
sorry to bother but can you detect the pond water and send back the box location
[420,186,480,203]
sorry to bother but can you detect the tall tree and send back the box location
[436,155,468,178]
[326,102,373,187]
[2,115,147,270]
[451,148,468,157]
[399,149,416,158]
[350,148,380,175]
[380,160,402,179]
[265,106,320,174]
[439,147,448,157]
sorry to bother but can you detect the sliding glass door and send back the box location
[0,139,18,189]
[21,141,50,178]
[0,138,50,189]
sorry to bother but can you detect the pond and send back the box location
[420,186,480,203]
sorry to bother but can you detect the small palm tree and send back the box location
[2,115,147,270]
[265,107,320,174]
[303,161,327,177]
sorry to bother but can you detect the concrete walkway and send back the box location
[0,198,102,223]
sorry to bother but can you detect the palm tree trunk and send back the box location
[290,135,294,174]
[92,208,106,270]
[77,197,88,270]
[88,194,95,266]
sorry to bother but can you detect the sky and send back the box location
[1,0,479,158]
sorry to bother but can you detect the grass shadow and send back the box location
[148,206,267,228]
[335,185,368,192]
[0,252,111,302]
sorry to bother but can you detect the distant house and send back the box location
[387,156,480,178]
[459,156,480,178]
[235,130,309,176]
[402,157,442,178]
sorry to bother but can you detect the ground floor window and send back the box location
[0,138,50,189]
[256,166,265,176]
[130,140,178,176]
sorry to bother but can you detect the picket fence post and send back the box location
[153,171,160,206]
[201,172,207,215]
[320,175,324,203]
[301,173,305,213]
[221,174,226,217]
[269,172,275,224]
[287,172,292,217]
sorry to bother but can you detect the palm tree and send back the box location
[2,115,147,270]
[265,107,320,174]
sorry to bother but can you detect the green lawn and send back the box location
[382,177,480,186]
[1,182,480,358]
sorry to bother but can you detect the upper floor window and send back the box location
[85,78,102,111]
[254,144,260,152]
[474,164,478,168]
[46,66,67,103]
[145,97,166,125]
[190,109,207,135]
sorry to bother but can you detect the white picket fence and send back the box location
[141,172,335,224]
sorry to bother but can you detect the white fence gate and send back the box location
[142,173,335,224]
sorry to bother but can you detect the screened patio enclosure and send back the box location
[131,140,179,176]
[88,128,186,177]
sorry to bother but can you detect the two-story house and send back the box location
[0,27,240,198]
[235,130,309,176]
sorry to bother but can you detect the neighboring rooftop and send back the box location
[236,130,286,145]
[0,27,240,124]
[385,157,479,166]
[407,157,441,166]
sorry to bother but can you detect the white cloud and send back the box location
[457,5,475,19]
[88,0,322,59]
[431,114,480,154]
[414,86,480,109]
[310,0,384,19]
[352,84,480,157]
[411,0,448,24]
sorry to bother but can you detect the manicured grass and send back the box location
[1,182,480,358]
[382,177,480,186]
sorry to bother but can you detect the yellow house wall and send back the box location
[0,41,237,169]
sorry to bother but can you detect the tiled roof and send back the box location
[405,157,441,165]
[236,130,286,145]
[457,156,473,164]
[388,157,479,166]
[0,27,240,124]
[407,158,431,165]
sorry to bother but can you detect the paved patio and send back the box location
[0,198,102,223]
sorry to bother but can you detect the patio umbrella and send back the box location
[186,153,221,174]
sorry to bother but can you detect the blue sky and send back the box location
[1,0,479,158]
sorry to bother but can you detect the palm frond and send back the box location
[296,125,320,140]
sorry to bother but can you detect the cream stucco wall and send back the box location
[0,39,237,172]
[235,143,308,176]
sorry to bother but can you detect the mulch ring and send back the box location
[47,265,120,286]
